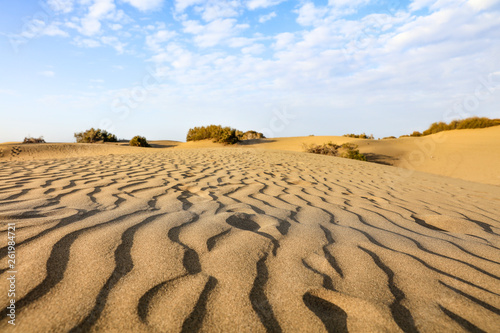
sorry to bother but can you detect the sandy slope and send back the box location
[239,126,500,185]
[4,127,498,185]
[0,148,499,332]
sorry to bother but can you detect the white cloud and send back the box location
[242,43,266,54]
[146,29,176,51]
[43,22,69,37]
[108,23,123,30]
[410,0,469,12]
[73,0,116,36]
[175,0,205,12]
[123,0,164,11]
[328,0,372,7]
[468,0,500,11]
[259,11,276,23]
[273,32,294,49]
[183,19,249,47]
[73,36,101,47]
[101,36,127,53]
[296,3,328,26]
[228,37,255,48]
[47,0,74,13]
[198,1,240,21]
[246,0,286,10]
[39,70,55,77]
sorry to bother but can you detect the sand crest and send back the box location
[0,148,499,332]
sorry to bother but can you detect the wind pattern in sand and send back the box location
[1,149,499,332]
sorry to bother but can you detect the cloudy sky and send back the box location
[1,0,499,142]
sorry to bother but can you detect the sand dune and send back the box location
[239,126,500,186]
[0,147,499,332]
[2,126,499,185]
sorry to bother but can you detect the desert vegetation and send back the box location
[74,128,117,143]
[304,142,366,161]
[410,131,422,137]
[23,136,46,144]
[240,130,265,140]
[420,117,500,136]
[343,133,374,139]
[186,125,265,144]
[129,136,150,147]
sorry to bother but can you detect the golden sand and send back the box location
[0,129,499,332]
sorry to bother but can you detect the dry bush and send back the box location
[23,137,46,144]
[343,133,374,139]
[304,142,366,161]
[240,130,265,140]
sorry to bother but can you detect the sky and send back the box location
[1,0,499,142]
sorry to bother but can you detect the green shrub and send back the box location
[186,125,266,144]
[187,125,243,144]
[218,128,239,144]
[340,143,366,161]
[129,136,150,147]
[74,128,117,143]
[23,136,45,144]
[422,117,500,136]
[304,142,366,161]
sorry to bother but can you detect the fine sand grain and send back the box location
[0,147,499,332]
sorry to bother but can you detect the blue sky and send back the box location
[1,0,499,142]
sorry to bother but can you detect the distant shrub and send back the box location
[129,136,150,147]
[303,142,339,156]
[74,128,117,143]
[382,136,397,139]
[23,136,45,144]
[304,142,366,161]
[422,117,500,136]
[239,130,265,140]
[187,125,235,144]
[410,131,422,137]
[343,133,374,139]
[187,125,264,144]
[399,135,410,138]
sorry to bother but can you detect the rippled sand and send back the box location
[0,148,499,332]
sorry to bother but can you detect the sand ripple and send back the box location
[0,148,499,332]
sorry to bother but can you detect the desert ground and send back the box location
[0,127,499,332]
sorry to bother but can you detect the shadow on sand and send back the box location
[363,153,398,166]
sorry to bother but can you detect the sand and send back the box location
[2,126,499,185]
[0,137,499,332]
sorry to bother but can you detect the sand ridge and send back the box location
[0,148,499,332]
